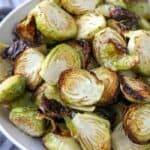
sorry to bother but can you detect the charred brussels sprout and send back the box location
[112,123,150,150]
[61,0,103,15]
[32,0,77,42]
[127,30,150,76]
[91,67,119,105]
[14,48,45,90]
[40,44,81,85]
[0,57,13,83]
[58,69,104,111]
[65,113,111,150]
[0,75,26,103]
[120,76,150,104]
[93,27,139,71]
[9,107,46,137]
[43,133,81,150]
[123,104,150,144]
[76,12,106,40]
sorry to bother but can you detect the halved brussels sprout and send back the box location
[32,0,77,42]
[0,75,26,103]
[34,83,47,107]
[61,0,103,15]
[125,0,150,20]
[127,30,150,76]
[43,133,81,150]
[105,0,127,8]
[10,92,36,108]
[65,113,111,150]
[44,85,62,103]
[14,48,45,90]
[93,27,139,71]
[9,107,46,137]
[123,104,150,144]
[58,69,104,111]
[76,12,106,40]
[0,57,13,83]
[91,67,119,105]
[112,123,150,150]
[120,76,150,104]
[67,40,91,69]
[40,44,81,85]
[95,4,139,31]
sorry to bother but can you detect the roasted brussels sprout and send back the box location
[9,107,46,137]
[34,83,47,107]
[95,4,139,31]
[76,12,106,40]
[61,0,103,15]
[0,57,13,83]
[112,123,150,150]
[40,44,81,85]
[14,48,45,90]
[44,85,61,103]
[43,133,81,150]
[67,40,91,69]
[123,104,150,144]
[127,30,150,76]
[0,75,26,103]
[10,92,36,108]
[32,0,77,42]
[120,76,150,104]
[65,113,111,150]
[125,0,150,20]
[58,69,104,111]
[91,67,119,105]
[93,27,139,71]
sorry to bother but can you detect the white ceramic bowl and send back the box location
[0,0,45,149]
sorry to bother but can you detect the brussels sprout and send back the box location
[34,83,48,107]
[105,0,127,8]
[95,4,139,31]
[93,27,139,71]
[91,67,119,105]
[43,133,81,150]
[0,57,13,83]
[123,104,150,144]
[0,75,26,103]
[65,113,111,150]
[9,107,46,137]
[44,85,62,103]
[76,12,106,40]
[125,0,150,20]
[112,123,150,150]
[14,48,45,90]
[120,76,150,104]
[32,0,77,42]
[58,69,104,111]
[61,0,103,15]
[127,30,150,76]
[10,92,36,108]
[119,70,137,78]
[40,44,81,85]
[67,40,91,69]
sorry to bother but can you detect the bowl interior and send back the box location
[0,0,45,150]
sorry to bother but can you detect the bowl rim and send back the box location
[0,1,35,150]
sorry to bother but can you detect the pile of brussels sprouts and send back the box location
[0,0,150,149]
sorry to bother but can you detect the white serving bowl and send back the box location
[0,0,45,150]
